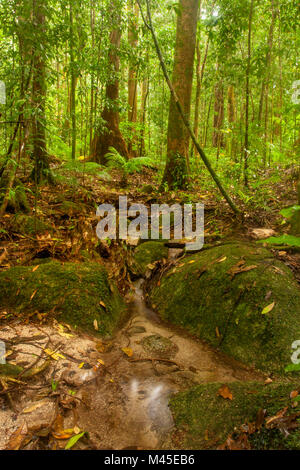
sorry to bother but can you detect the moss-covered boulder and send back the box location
[0,177,30,214]
[148,243,300,373]
[0,262,125,336]
[169,382,300,450]
[11,214,52,235]
[131,241,169,277]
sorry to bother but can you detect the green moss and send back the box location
[0,262,125,336]
[131,241,169,276]
[0,363,24,377]
[149,243,300,373]
[11,214,52,235]
[169,382,300,450]
[0,178,30,214]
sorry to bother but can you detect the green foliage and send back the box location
[105,147,155,185]
[262,234,300,247]
[280,206,300,219]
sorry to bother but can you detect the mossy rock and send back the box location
[141,334,178,359]
[11,214,52,235]
[148,243,300,373]
[0,262,125,336]
[0,363,23,377]
[169,382,300,450]
[131,241,169,277]
[0,177,30,214]
[141,184,156,194]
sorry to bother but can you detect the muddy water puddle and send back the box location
[0,281,263,450]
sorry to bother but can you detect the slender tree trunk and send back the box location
[162,0,200,189]
[128,0,139,157]
[244,0,255,187]
[212,80,225,149]
[31,0,50,183]
[227,84,237,158]
[91,1,129,164]
[138,77,149,156]
[70,1,77,160]
[258,1,276,125]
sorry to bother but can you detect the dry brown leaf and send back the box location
[30,289,37,301]
[122,347,133,358]
[218,385,233,400]
[5,422,29,450]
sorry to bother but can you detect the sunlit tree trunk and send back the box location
[162,0,199,189]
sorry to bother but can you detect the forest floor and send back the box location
[0,165,299,450]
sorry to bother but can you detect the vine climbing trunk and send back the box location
[162,0,199,189]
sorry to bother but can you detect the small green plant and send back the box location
[105,147,155,186]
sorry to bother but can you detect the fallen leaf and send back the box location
[56,324,74,339]
[99,301,106,309]
[22,401,47,414]
[5,422,29,450]
[262,302,275,315]
[53,429,75,440]
[290,390,299,399]
[65,432,86,450]
[44,349,66,361]
[30,290,37,301]
[218,385,233,400]
[93,319,99,331]
[264,378,273,385]
[122,347,133,358]
[32,265,40,272]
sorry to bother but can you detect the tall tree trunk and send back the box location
[258,0,277,126]
[244,0,255,187]
[162,0,199,189]
[138,77,148,156]
[31,0,50,183]
[127,0,139,157]
[212,80,225,149]
[227,84,237,158]
[91,1,129,164]
[69,1,77,160]
[192,27,209,157]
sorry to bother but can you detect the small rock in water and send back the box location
[141,334,178,359]
[128,326,147,336]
